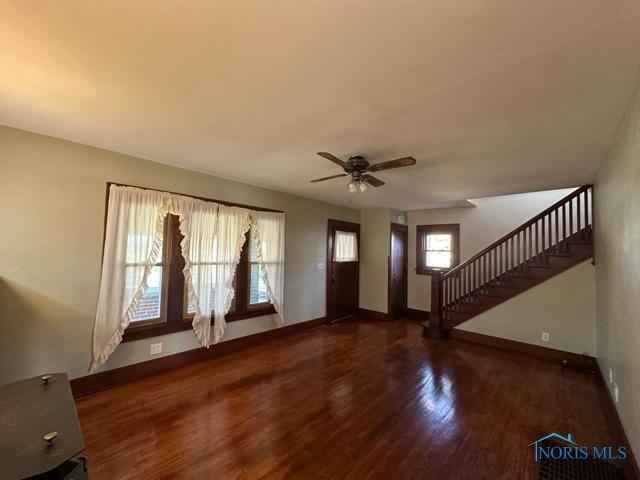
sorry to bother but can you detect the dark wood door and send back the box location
[389,223,408,318]
[326,219,360,322]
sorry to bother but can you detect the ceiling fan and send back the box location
[310,152,417,192]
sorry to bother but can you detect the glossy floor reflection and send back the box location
[76,319,617,479]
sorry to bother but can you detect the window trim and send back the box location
[416,223,460,275]
[103,183,283,343]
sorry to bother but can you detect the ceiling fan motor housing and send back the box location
[346,155,369,176]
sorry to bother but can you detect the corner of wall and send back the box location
[358,208,392,313]
[592,72,640,466]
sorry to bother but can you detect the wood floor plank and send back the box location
[75,319,621,479]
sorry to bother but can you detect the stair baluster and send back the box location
[425,185,594,338]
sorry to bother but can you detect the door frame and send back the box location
[326,219,361,322]
[388,222,409,318]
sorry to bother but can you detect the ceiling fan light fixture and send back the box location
[358,181,368,192]
[348,180,358,193]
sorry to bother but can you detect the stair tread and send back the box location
[489,281,518,287]
[503,273,532,279]
[525,263,552,269]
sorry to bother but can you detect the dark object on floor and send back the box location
[0,373,87,479]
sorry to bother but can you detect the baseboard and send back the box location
[357,308,390,321]
[594,361,640,480]
[406,308,430,322]
[358,307,428,322]
[449,328,597,371]
[71,317,326,398]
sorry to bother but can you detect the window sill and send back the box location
[227,304,276,322]
[122,321,187,342]
[122,305,277,342]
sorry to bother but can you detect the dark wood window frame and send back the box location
[101,183,281,343]
[416,223,460,275]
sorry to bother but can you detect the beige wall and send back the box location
[407,188,596,354]
[595,81,640,462]
[0,126,359,383]
[461,261,596,355]
[359,208,391,313]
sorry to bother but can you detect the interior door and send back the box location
[326,219,360,322]
[389,222,408,318]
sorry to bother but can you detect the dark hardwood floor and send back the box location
[76,319,619,479]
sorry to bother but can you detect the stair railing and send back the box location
[425,185,593,338]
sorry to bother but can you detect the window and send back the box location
[333,230,358,262]
[121,212,277,342]
[181,226,274,318]
[127,219,169,325]
[91,184,285,372]
[416,224,460,275]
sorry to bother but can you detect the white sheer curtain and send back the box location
[175,197,219,348]
[210,205,251,344]
[173,199,254,347]
[90,186,168,372]
[252,212,286,325]
[333,230,358,262]
[90,187,280,370]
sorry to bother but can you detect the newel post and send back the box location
[424,271,447,339]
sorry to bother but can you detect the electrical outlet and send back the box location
[613,383,620,404]
[150,342,163,356]
[609,367,614,384]
[541,332,550,342]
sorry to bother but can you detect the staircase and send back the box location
[426,185,594,337]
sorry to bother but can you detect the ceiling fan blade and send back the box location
[317,152,347,168]
[363,174,385,187]
[368,156,416,172]
[310,173,348,183]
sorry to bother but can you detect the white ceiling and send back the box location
[2,1,639,210]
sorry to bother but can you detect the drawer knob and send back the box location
[43,431,58,446]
